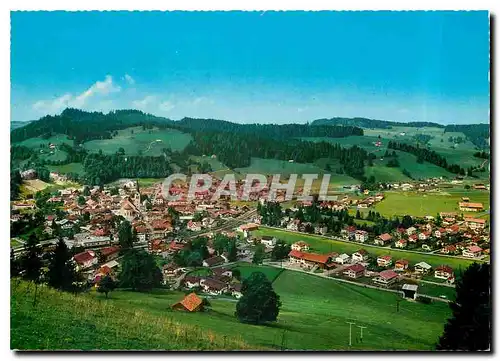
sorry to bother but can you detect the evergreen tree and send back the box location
[437,263,491,350]
[227,238,238,262]
[46,238,80,292]
[118,220,134,251]
[235,272,281,324]
[20,234,43,284]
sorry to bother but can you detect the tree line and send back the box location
[387,141,465,175]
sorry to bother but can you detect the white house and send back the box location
[335,253,350,265]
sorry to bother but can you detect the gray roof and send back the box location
[402,284,418,291]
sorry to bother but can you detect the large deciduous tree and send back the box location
[235,272,281,325]
[118,249,162,291]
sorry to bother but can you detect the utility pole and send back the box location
[357,325,367,343]
[346,321,356,347]
[396,298,401,312]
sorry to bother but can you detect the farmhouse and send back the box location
[335,253,350,265]
[395,239,407,249]
[200,278,227,295]
[73,250,98,270]
[183,276,201,289]
[260,236,277,248]
[377,255,393,267]
[288,250,333,269]
[373,270,399,287]
[394,259,409,272]
[440,245,457,255]
[434,265,454,280]
[414,262,432,274]
[351,249,369,263]
[464,217,487,230]
[171,292,204,312]
[291,241,310,252]
[354,230,369,243]
[462,245,483,258]
[343,264,365,279]
[374,233,392,246]
[202,255,226,268]
[458,202,484,212]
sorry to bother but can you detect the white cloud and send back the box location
[71,75,121,108]
[132,95,157,109]
[124,74,136,85]
[31,75,121,115]
[192,97,214,106]
[159,101,175,113]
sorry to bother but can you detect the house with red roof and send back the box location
[377,255,393,267]
[395,239,407,249]
[394,259,409,272]
[373,270,399,287]
[462,245,483,258]
[100,246,120,262]
[434,265,454,281]
[73,250,97,270]
[288,250,334,269]
[374,233,392,246]
[343,264,365,279]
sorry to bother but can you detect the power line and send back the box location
[357,325,367,343]
[346,321,356,347]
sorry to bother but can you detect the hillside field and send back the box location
[374,189,490,218]
[82,126,192,155]
[11,280,252,351]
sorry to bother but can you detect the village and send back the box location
[10,170,490,307]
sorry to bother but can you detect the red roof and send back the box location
[101,246,120,257]
[379,270,398,280]
[288,250,331,265]
[436,265,454,274]
[172,292,203,312]
[379,233,392,241]
[395,259,409,265]
[468,245,483,253]
[347,264,365,273]
[73,251,96,265]
[378,255,392,261]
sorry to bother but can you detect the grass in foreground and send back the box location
[86,270,450,350]
[10,280,253,351]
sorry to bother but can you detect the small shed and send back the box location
[402,284,418,300]
[171,292,204,312]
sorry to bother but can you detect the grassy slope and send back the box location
[252,227,478,270]
[84,270,450,350]
[83,126,192,155]
[11,267,451,351]
[374,190,490,218]
[10,280,253,351]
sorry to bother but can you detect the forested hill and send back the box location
[175,117,363,139]
[11,108,173,143]
[311,117,445,129]
[444,124,490,149]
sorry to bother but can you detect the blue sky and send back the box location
[11,11,489,124]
